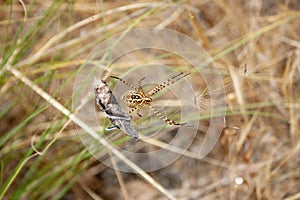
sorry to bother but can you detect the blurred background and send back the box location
[1,0,300,199]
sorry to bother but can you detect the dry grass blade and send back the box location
[15,2,169,68]
[235,113,258,152]
[108,151,129,200]
[284,192,300,200]
[140,136,231,169]
[154,6,185,31]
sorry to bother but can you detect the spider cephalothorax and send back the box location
[124,90,153,110]
[111,72,190,125]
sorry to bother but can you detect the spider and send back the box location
[110,72,190,126]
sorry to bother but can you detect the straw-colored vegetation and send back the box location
[1,0,300,199]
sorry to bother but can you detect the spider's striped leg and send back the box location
[137,77,146,93]
[147,72,191,96]
[148,105,186,125]
[110,76,138,90]
[128,105,144,117]
[148,72,183,96]
[138,77,145,87]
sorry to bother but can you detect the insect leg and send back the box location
[106,125,119,131]
[105,113,132,121]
